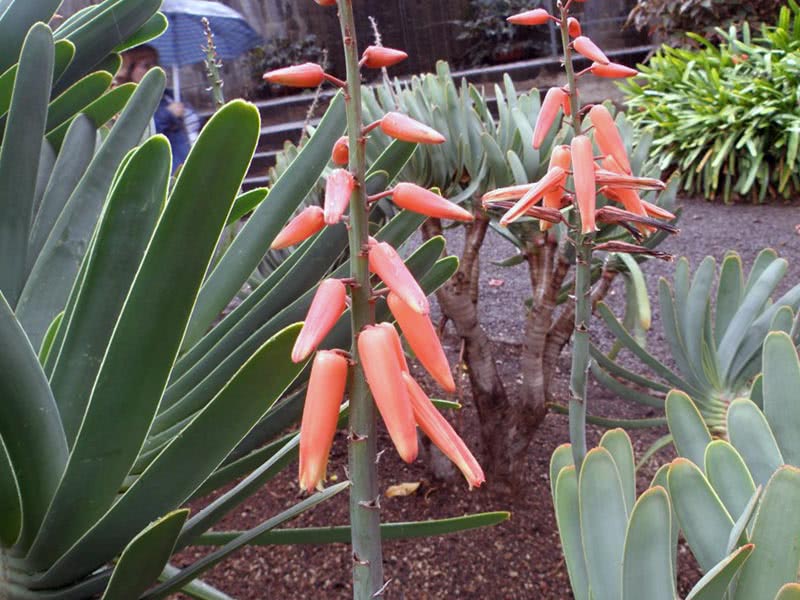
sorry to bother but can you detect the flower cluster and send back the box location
[483,5,678,245]
[264,46,484,493]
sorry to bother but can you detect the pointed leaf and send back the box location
[685,544,754,600]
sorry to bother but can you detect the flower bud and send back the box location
[571,135,597,234]
[263,62,326,88]
[403,373,484,488]
[359,325,418,463]
[368,242,429,315]
[533,87,568,149]
[387,292,456,392]
[271,206,325,250]
[590,61,638,78]
[298,351,348,492]
[507,8,550,25]
[292,279,348,363]
[391,183,473,222]
[332,136,349,165]
[361,46,408,69]
[573,36,609,65]
[567,17,581,38]
[588,105,631,174]
[323,169,356,225]
[380,112,446,145]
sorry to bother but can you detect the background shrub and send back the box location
[622,2,800,202]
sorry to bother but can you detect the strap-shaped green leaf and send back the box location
[762,331,800,465]
[728,398,784,487]
[666,390,712,469]
[735,466,800,600]
[27,115,96,273]
[704,440,756,522]
[775,583,800,600]
[658,278,708,394]
[685,543,754,600]
[143,482,350,600]
[0,23,53,306]
[549,443,573,501]
[226,188,268,226]
[580,448,628,600]
[185,92,346,346]
[0,0,60,73]
[714,252,745,346]
[590,344,671,393]
[38,312,63,365]
[683,256,717,380]
[668,458,734,572]
[650,464,679,576]
[101,510,189,600]
[554,466,589,600]
[49,136,170,443]
[725,486,761,555]
[622,487,675,600]
[0,437,21,546]
[113,12,169,54]
[0,293,67,551]
[46,70,112,132]
[600,429,636,514]
[25,100,259,572]
[17,69,164,349]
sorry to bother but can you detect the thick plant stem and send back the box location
[337,1,384,597]
[560,2,590,472]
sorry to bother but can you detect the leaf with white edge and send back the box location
[725,486,761,555]
[101,510,189,600]
[622,487,675,600]
[666,390,712,469]
[775,583,800,600]
[727,398,784,487]
[549,443,573,501]
[704,440,756,522]
[762,331,800,465]
[685,543,754,600]
[600,429,636,514]
[554,466,589,600]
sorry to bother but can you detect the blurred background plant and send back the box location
[623,2,800,202]
[627,0,784,44]
[454,0,551,68]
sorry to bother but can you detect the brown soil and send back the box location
[175,198,800,599]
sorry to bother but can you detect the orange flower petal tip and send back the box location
[387,292,456,393]
[588,105,631,174]
[403,373,484,488]
[590,61,638,78]
[642,200,677,221]
[391,183,473,222]
[376,322,409,373]
[361,46,408,69]
[533,87,568,149]
[379,112,446,145]
[507,8,550,25]
[359,325,418,463]
[263,62,326,87]
[291,279,348,363]
[332,136,349,166]
[368,242,429,315]
[298,351,348,492]
[499,166,566,226]
[323,169,356,225]
[314,0,336,5]
[572,36,609,65]
[571,135,597,234]
[271,206,325,250]
[567,17,581,38]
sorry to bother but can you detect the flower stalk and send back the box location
[336,0,384,595]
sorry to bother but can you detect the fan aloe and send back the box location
[591,249,800,445]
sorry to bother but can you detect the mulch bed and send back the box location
[175,199,800,598]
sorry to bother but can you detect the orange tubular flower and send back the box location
[590,61,639,79]
[323,169,356,225]
[376,322,410,373]
[403,372,485,488]
[499,167,566,226]
[298,351,348,492]
[361,46,408,69]
[380,112,446,145]
[391,183,473,222]
[271,206,325,250]
[588,105,631,174]
[387,292,456,392]
[359,325,418,463]
[482,183,536,204]
[507,8,551,25]
[263,62,326,88]
[567,17,582,38]
[642,200,677,221]
[571,135,597,234]
[541,145,572,231]
[291,279,348,363]
[368,241,430,315]
[572,36,610,65]
[332,136,349,166]
[533,87,568,149]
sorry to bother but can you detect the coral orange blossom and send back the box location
[270,206,325,250]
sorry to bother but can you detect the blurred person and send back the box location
[118,45,200,171]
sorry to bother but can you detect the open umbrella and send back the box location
[150,0,263,101]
